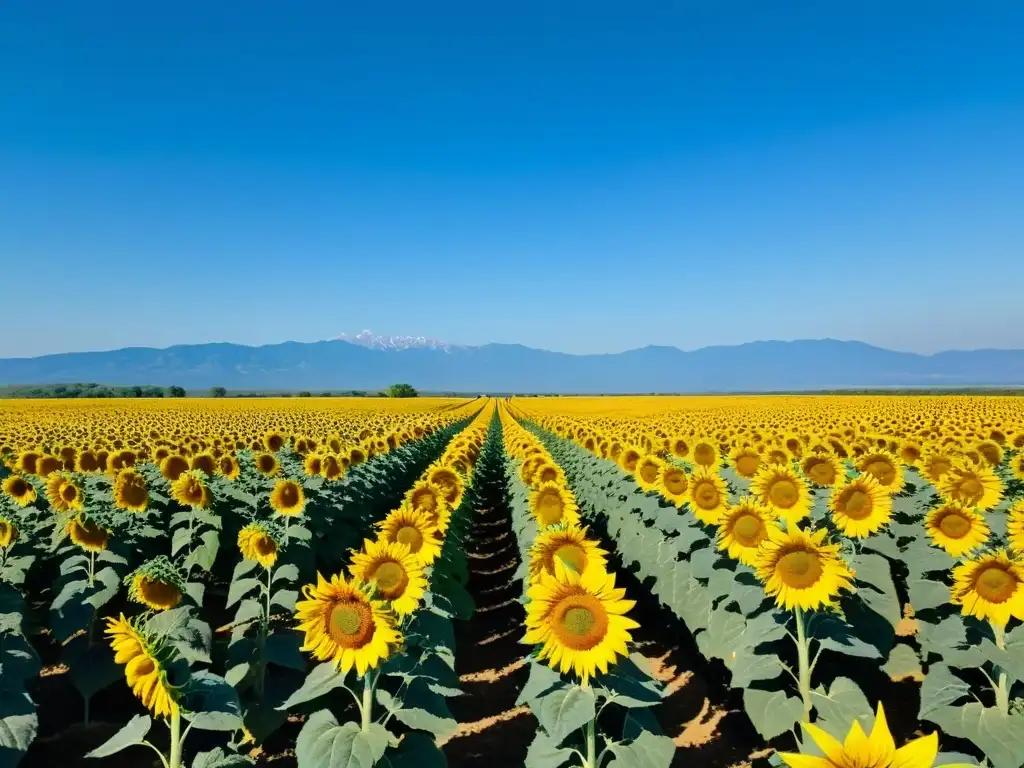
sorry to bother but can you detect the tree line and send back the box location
[3,383,421,399]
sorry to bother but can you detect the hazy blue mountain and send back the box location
[1,339,1023,393]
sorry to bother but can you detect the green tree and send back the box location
[386,383,418,398]
[168,385,186,397]
[297,391,312,397]
[210,386,227,398]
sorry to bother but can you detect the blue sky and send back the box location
[2,1,1022,358]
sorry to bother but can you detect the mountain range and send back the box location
[1,335,1023,393]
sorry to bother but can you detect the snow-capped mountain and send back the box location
[334,330,458,352]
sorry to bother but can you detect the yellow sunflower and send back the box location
[427,464,464,508]
[349,539,426,616]
[751,464,812,525]
[1010,453,1024,482]
[801,454,845,489]
[1008,501,1024,554]
[532,461,565,488]
[263,431,285,452]
[950,550,1024,628]
[67,516,111,552]
[15,451,40,475]
[780,702,937,768]
[160,454,190,482]
[294,573,400,676]
[730,446,761,479]
[189,452,216,476]
[523,566,638,686]
[0,517,18,549]
[170,470,212,509]
[529,482,581,528]
[377,504,442,567]
[754,527,855,611]
[528,525,607,580]
[924,503,990,557]
[238,523,278,568]
[682,466,728,526]
[321,454,345,481]
[113,469,149,512]
[940,463,1002,511]
[974,440,1003,468]
[255,452,281,477]
[270,479,305,517]
[618,447,643,474]
[2,475,36,507]
[829,475,893,539]
[303,453,323,477]
[129,574,183,611]
[691,438,720,469]
[36,454,63,477]
[919,449,956,484]
[633,454,665,492]
[105,614,179,719]
[218,454,241,481]
[47,473,84,513]
[856,451,904,494]
[717,498,780,566]
[657,464,689,506]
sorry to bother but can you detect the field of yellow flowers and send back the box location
[1,394,1022,768]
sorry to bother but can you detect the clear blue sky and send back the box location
[2,1,1022,358]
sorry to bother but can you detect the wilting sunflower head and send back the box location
[779,702,938,768]
[217,454,240,481]
[950,549,1024,628]
[529,525,607,581]
[924,502,990,557]
[0,516,18,549]
[2,474,37,507]
[294,572,401,676]
[685,466,729,526]
[940,462,1002,511]
[170,470,212,509]
[829,475,893,539]
[67,515,111,552]
[270,478,305,517]
[114,468,149,512]
[529,482,581,528]
[801,454,845,488]
[160,454,190,482]
[856,451,904,493]
[633,454,665,492]
[255,452,281,477]
[126,557,184,611]
[658,464,689,506]
[378,504,442,566]
[717,498,780,566]
[349,538,427,616]
[754,527,855,612]
[751,464,812,525]
[730,446,761,479]
[104,614,179,719]
[523,566,638,686]
[238,522,279,568]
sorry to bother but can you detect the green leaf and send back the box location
[227,578,261,608]
[742,688,803,740]
[605,730,676,768]
[532,684,596,745]
[192,747,255,767]
[273,564,300,584]
[295,712,389,768]
[596,654,663,708]
[919,663,969,720]
[271,589,299,612]
[390,678,457,741]
[882,644,922,682]
[0,690,37,753]
[183,671,244,731]
[381,732,446,768]
[277,662,345,710]
[524,728,574,768]
[172,527,192,556]
[516,662,568,707]
[85,713,151,758]
[850,553,901,627]
[809,677,874,740]
[233,598,263,628]
[809,614,882,659]
[928,704,1024,768]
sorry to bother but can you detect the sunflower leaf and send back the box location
[192,747,255,767]
[296,711,389,768]
[927,704,1024,768]
[85,713,150,758]
[809,677,874,741]
[605,730,675,768]
[277,662,346,711]
[919,663,970,719]
[742,688,803,741]
[533,684,596,745]
[183,671,244,731]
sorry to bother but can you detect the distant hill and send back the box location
[0,339,1023,393]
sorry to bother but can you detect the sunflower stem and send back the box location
[88,550,95,587]
[992,622,1010,715]
[257,565,272,697]
[168,707,182,768]
[584,716,597,768]
[361,672,374,732]
[794,606,813,722]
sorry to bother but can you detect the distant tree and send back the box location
[319,391,332,397]
[210,386,227,398]
[297,391,312,397]
[168,385,186,398]
[386,383,419,398]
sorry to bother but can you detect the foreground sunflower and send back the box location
[377,504,442,566]
[294,573,400,675]
[717,498,780,566]
[1,475,36,507]
[730,446,761,478]
[238,522,279,568]
[940,462,1002,511]
[528,525,607,580]
[218,454,241,481]
[254,452,280,477]
[170,470,212,509]
[829,475,893,539]
[755,527,855,611]
[114,468,149,512]
[751,464,812,525]
[780,702,938,768]
[105,614,179,719]
[349,539,426,616]
[857,451,905,493]
[529,482,581,528]
[632,454,665,492]
[924,503,990,557]
[950,549,1024,628]
[686,467,729,525]
[269,478,305,516]
[523,567,638,686]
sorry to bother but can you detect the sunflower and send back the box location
[2,475,36,507]
[657,464,689,506]
[15,451,40,475]
[529,482,581,528]
[47,473,85,513]
[238,523,279,568]
[427,464,464,507]
[532,462,565,487]
[36,454,63,477]
[829,475,893,539]
[170,470,212,509]
[729,446,761,479]
[349,539,426,616]
[856,452,904,494]
[294,573,400,675]
[347,446,367,467]
[127,559,184,611]
[919,449,956,484]
[269,479,305,517]
[218,454,240,481]
[255,452,280,477]
[529,525,607,581]
[898,441,924,467]
[76,450,101,473]
[633,454,665,492]
[113,469,149,512]
[105,614,179,719]
[377,504,442,566]
[801,454,845,489]
[523,566,638,686]
[189,452,216,476]
[685,467,729,526]
[67,515,111,552]
[407,480,443,517]
[0,517,18,549]
[939,462,1001,511]
[303,453,323,477]
[751,464,812,525]
[950,550,1024,628]
[754,527,855,611]
[974,440,1004,467]
[779,702,937,768]
[1009,501,1024,554]
[321,454,345,481]
[924,503,990,557]
[160,454,190,482]
[717,498,780,566]
[1011,453,1024,482]
[691,438,720,469]
[618,447,643,474]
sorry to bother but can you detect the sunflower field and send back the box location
[1,394,1023,768]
